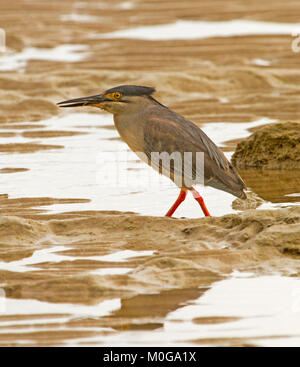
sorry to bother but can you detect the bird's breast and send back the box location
[113,114,145,154]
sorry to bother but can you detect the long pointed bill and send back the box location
[57,94,110,108]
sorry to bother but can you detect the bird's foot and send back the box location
[191,188,210,217]
[165,188,187,217]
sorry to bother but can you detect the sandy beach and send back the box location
[0,0,300,346]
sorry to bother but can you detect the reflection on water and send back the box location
[109,288,209,321]
[0,274,300,346]
[0,113,297,218]
[165,275,300,347]
[0,112,299,346]
[238,168,300,203]
[0,45,89,72]
[97,19,300,40]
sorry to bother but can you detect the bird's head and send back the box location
[57,85,156,114]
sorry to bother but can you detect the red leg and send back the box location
[165,188,187,217]
[191,188,210,217]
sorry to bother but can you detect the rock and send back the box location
[232,192,264,210]
[231,122,300,169]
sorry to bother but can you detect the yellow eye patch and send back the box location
[105,92,121,100]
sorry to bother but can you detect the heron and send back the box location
[57,85,247,217]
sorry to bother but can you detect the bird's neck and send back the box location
[113,101,151,153]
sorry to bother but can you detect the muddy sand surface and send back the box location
[232,122,300,169]
[0,0,300,346]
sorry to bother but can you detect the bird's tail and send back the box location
[206,166,247,200]
[237,190,247,200]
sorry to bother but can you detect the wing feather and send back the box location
[143,106,246,197]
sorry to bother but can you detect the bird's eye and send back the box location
[113,92,121,99]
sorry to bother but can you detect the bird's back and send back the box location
[141,101,247,199]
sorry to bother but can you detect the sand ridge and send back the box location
[232,122,300,169]
[1,1,300,124]
[0,207,299,306]
[0,0,300,346]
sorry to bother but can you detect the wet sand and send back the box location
[1,0,300,124]
[0,0,300,347]
[0,207,300,346]
[232,122,300,169]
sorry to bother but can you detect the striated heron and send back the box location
[57,85,247,217]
